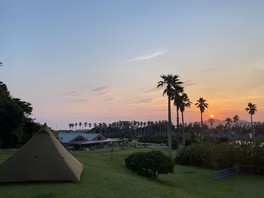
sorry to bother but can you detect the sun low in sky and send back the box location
[1,0,264,129]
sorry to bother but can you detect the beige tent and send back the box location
[0,124,84,182]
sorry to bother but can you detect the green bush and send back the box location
[125,151,175,178]
[175,138,264,174]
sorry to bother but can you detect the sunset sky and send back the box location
[1,0,264,130]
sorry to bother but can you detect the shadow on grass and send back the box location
[180,171,196,174]
[156,178,179,188]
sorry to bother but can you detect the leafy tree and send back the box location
[0,81,39,147]
[195,97,208,143]
[245,102,257,137]
[21,118,41,145]
[0,99,24,146]
[13,98,32,117]
[157,74,183,158]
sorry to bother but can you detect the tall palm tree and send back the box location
[157,74,182,159]
[233,115,239,133]
[195,97,208,143]
[225,117,232,138]
[172,84,184,150]
[179,93,192,147]
[84,122,88,130]
[75,123,77,130]
[245,102,257,137]
[140,121,143,136]
[225,117,232,127]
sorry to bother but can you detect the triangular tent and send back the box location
[0,123,84,182]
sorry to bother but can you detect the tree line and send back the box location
[0,81,42,148]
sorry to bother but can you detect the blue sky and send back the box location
[1,0,264,129]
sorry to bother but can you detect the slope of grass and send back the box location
[0,148,264,198]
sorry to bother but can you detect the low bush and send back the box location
[176,138,264,174]
[125,150,175,178]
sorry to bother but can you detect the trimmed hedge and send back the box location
[176,138,264,173]
[125,150,175,178]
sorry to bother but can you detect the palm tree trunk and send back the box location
[175,107,180,155]
[168,96,172,159]
[181,111,185,148]
[251,114,254,138]
[176,107,180,150]
[201,112,204,143]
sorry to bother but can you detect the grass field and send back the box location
[0,148,264,198]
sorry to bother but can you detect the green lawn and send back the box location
[0,148,264,198]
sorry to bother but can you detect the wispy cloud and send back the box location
[194,68,215,74]
[92,86,107,92]
[247,59,264,72]
[143,87,162,93]
[184,80,196,87]
[63,90,89,103]
[91,86,109,96]
[63,90,81,97]
[124,49,167,63]
[128,98,154,104]
[69,98,89,103]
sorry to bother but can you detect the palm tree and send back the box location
[179,93,192,147]
[94,123,97,133]
[75,123,77,130]
[245,102,257,137]
[84,122,87,130]
[233,115,239,133]
[225,117,232,138]
[140,121,143,136]
[225,117,232,127]
[172,84,184,150]
[195,97,208,143]
[157,74,182,158]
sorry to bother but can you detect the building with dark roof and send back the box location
[58,132,121,150]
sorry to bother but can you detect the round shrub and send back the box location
[125,150,175,178]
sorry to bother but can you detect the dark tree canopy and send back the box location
[0,81,41,148]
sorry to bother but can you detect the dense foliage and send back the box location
[125,150,175,178]
[0,81,41,148]
[176,138,264,174]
